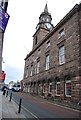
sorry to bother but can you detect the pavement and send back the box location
[0,91,26,119]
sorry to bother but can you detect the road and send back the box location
[8,90,80,119]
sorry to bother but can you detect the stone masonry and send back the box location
[21,3,81,104]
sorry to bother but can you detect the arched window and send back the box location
[49,82,52,93]
[65,76,71,97]
[56,77,60,96]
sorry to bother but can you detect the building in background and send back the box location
[22,3,81,104]
[0,0,10,87]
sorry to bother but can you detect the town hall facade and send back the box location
[21,3,81,104]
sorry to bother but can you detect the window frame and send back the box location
[65,80,71,97]
[30,65,33,76]
[59,45,65,65]
[45,54,50,70]
[34,64,37,74]
[59,28,65,38]
[46,41,50,48]
[49,82,52,93]
[43,84,46,93]
[56,81,60,96]
[26,66,28,78]
[37,60,40,74]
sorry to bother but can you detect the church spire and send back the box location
[44,3,48,13]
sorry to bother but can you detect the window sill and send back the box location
[56,94,60,97]
[58,35,65,40]
[45,69,50,71]
[59,63,65,66]
[65,95,71,97]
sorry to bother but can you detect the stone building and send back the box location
[22,3,81,104]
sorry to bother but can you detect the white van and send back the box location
[12,84,21,92]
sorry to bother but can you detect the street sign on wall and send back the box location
[0,6,10,32]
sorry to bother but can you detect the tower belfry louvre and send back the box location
[22,3,81,106]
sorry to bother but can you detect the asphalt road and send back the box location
[8,90,80,119]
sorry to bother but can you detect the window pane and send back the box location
[35,64,37,74]
[56,82,60,95]
[59,46,64,55]
[43,85,45,92]
[57,84,60,94]
[59,46,65,64]
[50,85,52,92]
[61,55,65,63]
[46,55,49,70]
[37,61,40,73]
[26,67,28,77]
[66,82,71,96]
[47,41,50,48]
[30,66,33,76]
[59,29,65,37]
[60,31,64,36]
[49,83,52,93]
[46,55,49,62]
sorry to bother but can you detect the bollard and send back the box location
[6,91,8,97]
[18,98,22,113]
[9,92,12,102]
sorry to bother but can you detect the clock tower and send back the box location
[36,3,53,31]
[33,3,54,49]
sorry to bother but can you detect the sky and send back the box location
[2,0,80,84]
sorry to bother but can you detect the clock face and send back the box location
[45,23,51,29]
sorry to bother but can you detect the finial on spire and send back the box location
[44,3,48,12]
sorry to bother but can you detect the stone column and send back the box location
[35,81,38,95]
[26,83,28,93]
[30,82,33,94]
[26,84,27,93]
[38,81,43,96]
[44,81,49,97]
[28,83,30,93]
[42,80,45,96]
[34,82,36,94]
[51,80,55,98]
[38,81,40,95]
[60,79,65,101]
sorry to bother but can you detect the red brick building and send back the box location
[21,3,81,104]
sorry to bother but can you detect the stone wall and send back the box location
[22,5,81,104]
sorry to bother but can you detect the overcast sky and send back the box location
[2,0,80,84]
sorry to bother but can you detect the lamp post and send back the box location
[0,0,9,88]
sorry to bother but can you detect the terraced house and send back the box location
[21,3,81,104]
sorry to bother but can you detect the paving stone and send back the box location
[0,91,26,118]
